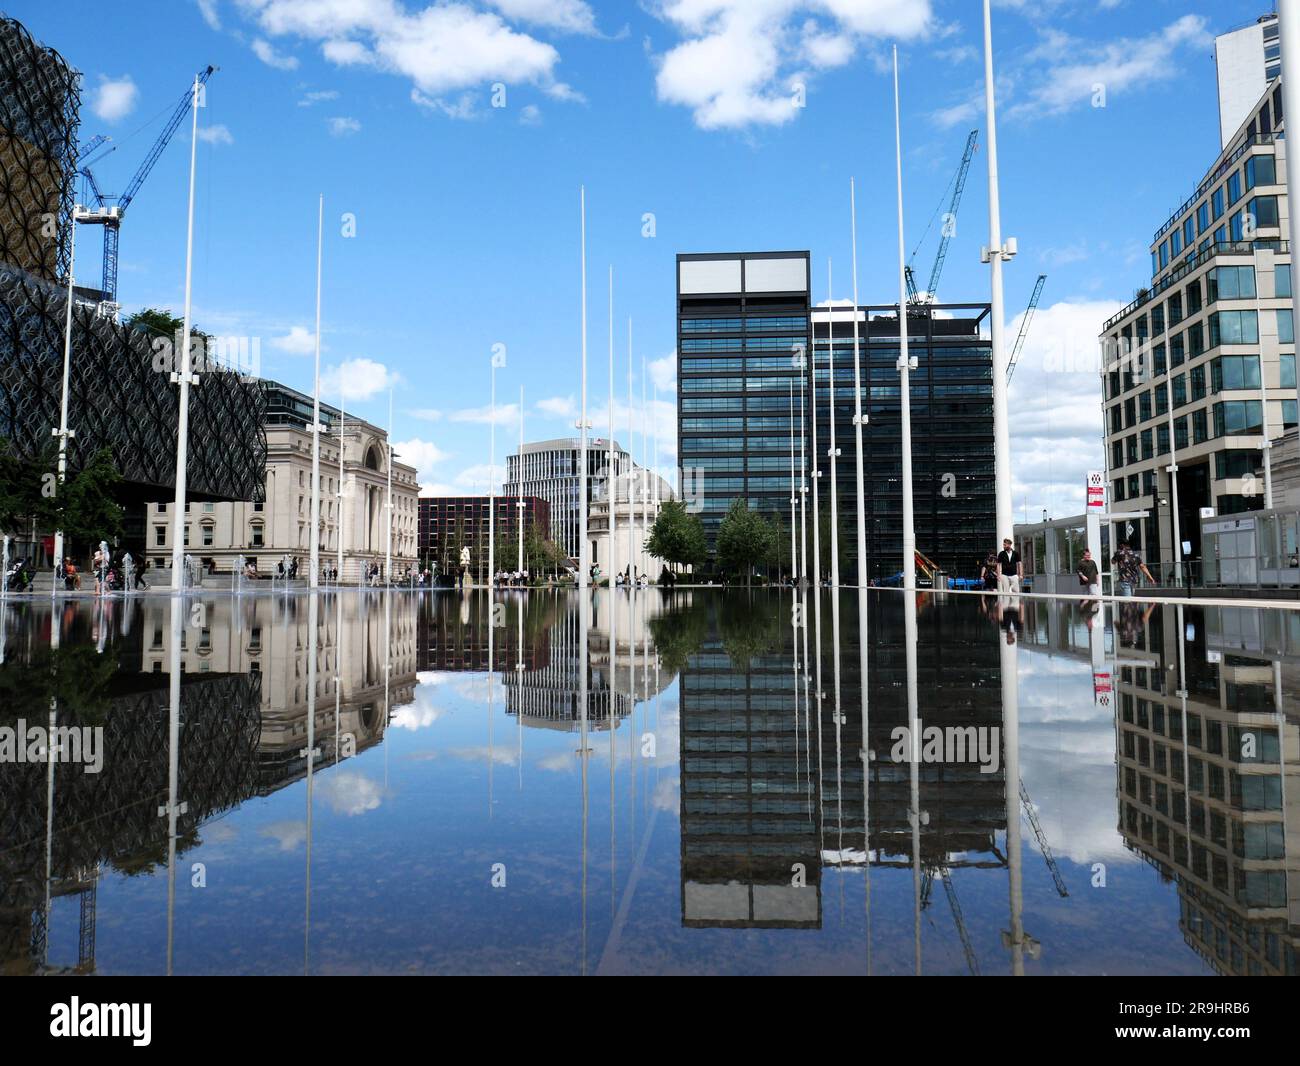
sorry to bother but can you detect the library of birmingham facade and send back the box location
[676,251,995,582]
[0,16,266,559]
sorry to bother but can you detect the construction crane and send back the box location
[1020,778,1069,897]
[920,863,979,975]
[1006,274,1047,383]
[906,128,979,306]
[78,65,216,305]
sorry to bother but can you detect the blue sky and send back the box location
[10,0,1272,513]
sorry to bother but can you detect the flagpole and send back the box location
[827,258,841,588]
[607,265,616,585]
[579,186,589,589]
[307,193,324,589]
[894,46,917,591]
[385,386,393,584]
[518,385,525,576]
[627,317,635,585]
[849,182,868,587]
[168,75,202,590]
[984,0,1016,544]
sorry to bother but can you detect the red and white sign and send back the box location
[1093,671,1112,700]
[1086,470,1105,510]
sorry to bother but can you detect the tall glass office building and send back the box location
[676,252,812,546]
[813,303,995,583]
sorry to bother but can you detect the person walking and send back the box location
[996,538,1022,594]
[134,558,150,590]
[1113,541,1155,597]
[1076,548,1100,599]
[980,551,999,592]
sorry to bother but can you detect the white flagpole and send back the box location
[169,75,202,590]
[984,0,1015,544]
[579,187,589,588]
[810,299,822,589]
[607,265,616,585]
[894,47,917,591]
[385,387,394,583]
[518,385,525,576]
[849,183,868,587]
[337,385,345,583]
[798,344,808,588]
[489,354,496,588]
[788,374,797,584]
[52,214,77,589]
[308,193,324,590]
[827,260,842,587]
[641,355,647,578]
[627,317,635,585]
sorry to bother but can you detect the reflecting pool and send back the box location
[1,587,1296,975]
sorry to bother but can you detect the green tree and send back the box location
[56,447,124,554]
[717,498,774,587]
[125,308,209,340]
[646,499,706,575]
[0,436,59,536]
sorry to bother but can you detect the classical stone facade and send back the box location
[146,382,419,582]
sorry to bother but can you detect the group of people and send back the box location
[614,569,649,588]
[493,569,530,587]
[980,538,1155,599]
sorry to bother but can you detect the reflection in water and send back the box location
[0,586,1296,975]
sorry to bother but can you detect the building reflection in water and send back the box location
[673,589,1011,950]
[5,584,1295,975]
[0,590,414,975]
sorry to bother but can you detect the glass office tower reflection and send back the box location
[2,586,1297,975]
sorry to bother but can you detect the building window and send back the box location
[1196,202,1210,235]
[1208,265,1255,301]
[1228,171,1242,205]
[1213,400,1263,436]
[154,525,166,547]
[1281,354,1295,389]
[1278,310,1294,344]
[1276,265,1291,299]
[1192,409,1208,444]
[202,525,214,547]
[1249,195,1279,228]
[1212,186,1224,220]
[1245,155,1276,190]
[251,524,264,547]
[1211,355,1260,392]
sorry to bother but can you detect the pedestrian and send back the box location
[980,551,999,592]
[1076,548,1100,599]
[1113,541,1155,597]
[996,537,1022,594]
[135,558,150,590]
[92,546,105,594]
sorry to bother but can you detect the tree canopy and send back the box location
[716,498,774,586]
[645,499,706,572]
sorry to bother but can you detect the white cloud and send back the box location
[411,88,480,120]
[91,75,138,123]
[649,353,676,394]
[1006,299,1123,517]
[519,103,542,125]
[407,408,443,422]
[450,402,521,426]
[485,0,596,35]
[236,0,582,106]
[298,89,340,106]
[196,0,222,30]
[327,115,362,136]
[196,123,235,145]
[1006,15,1212,121]
[453,461,507,492]
[651,0,933,130]
[321,356,399,400]
[269,325,316,354]
[252,36,300,69]
[536,394,577,420]
[393,437,450,489]
[318,770,383,815]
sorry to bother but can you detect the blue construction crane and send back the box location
[906,128,979,306]
[1007,274,1047,382]
[78,65,215,304]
